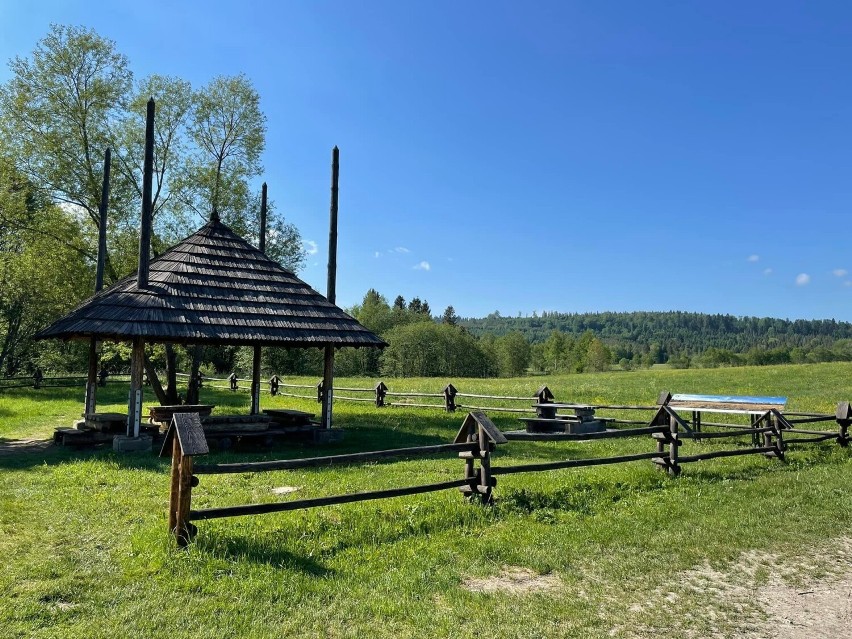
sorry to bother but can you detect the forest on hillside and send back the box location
[461,311,852,367]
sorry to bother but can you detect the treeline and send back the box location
[461,310,852,369]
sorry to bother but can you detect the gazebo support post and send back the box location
[250,345,262,415]
[84,147,111,418]
[127,336,145,437]
[321,147,340,430]
[250,184,268,416]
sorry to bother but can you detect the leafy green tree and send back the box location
[380,322,495,378]
[178,74,265,220]
[495,331,531,377]
[0,156,91,374]
[586,338,613,372]
[0,24,133,280]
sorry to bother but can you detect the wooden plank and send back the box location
[160,413,209,457]
[504,426,667,441]
[490,451,665,476]
[677,447,777,463]
[189,477,470,520]
[532,402,595,410]
[194,441,478,474]
[470,412,508,444]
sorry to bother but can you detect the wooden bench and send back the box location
[521,402,610,434]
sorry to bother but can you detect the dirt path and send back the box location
[622,538,852,638]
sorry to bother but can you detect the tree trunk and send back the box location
[0,302,23,377]
[143,354,168,406]
[164,343,179,405]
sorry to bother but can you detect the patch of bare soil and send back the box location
[462,566,562,595]
[621,538,852,638]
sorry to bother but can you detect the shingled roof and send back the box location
[36,218,386,348]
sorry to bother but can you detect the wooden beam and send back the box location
[194,441,477,475]
[321,147,340,430]
[137,98,154,289]
[190,478,469,521]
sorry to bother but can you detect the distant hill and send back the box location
[459,311,852,360]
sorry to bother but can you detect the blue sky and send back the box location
[1,1,851,321]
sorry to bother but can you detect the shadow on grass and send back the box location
[196,534,334,576]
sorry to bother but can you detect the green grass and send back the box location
[1,363,851,638]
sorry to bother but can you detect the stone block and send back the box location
[112,434,153,453]
[311,428,345,444]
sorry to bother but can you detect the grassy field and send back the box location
[1,363,851,638]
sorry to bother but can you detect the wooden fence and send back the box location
[163,402,851,546]
[0,372,129,391]
[174,373,618,415]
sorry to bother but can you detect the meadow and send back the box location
[1,362,851,638]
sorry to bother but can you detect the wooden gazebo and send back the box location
[36,213,385,440]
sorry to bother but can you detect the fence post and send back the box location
[443,384,457,412]
[32,368,43,389]
[836,402,850,447]
[455,412,506,505]
[763,411,785,460]
[668,411,681,476]
[476,422,495,504]
[316,379,324,403]
[161,413,208,547]
[375,381,387,407]
[98,367,109,387]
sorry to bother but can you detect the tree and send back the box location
[113,75,193,245]
[0,155,91,374]
[0,24,133,280]
[380,322,495,378]
[178,74,265,221]
[495,331,531,377]
[442,305,459,326]
[585,338,613,372]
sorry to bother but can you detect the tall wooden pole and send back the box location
[250,183,268,415]
[321,147,339,430]
[127,98,154,437]
[85,148,111,418]
[137,98,154,289]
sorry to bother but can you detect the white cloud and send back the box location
[795,273,811,286]
[304,240,319,256]
[393,247,410,254]
[763,268,773,276]
[374,251,380,258]
[845,281,852,288]
[414,261,431,271]
[747,255,759,263]
[833,268,848,277]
